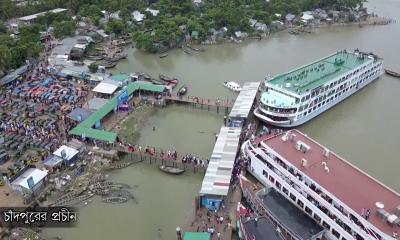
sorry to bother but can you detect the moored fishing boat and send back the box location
[159,53,168,58]
[97,61,117,69]
[186,44,205,52]
[151,78,165,85]
[159,165,185,175]
[166,79,178,89]
[177,85,187,96]
[183,48,192,55]
[102,196,128,204]
[385,69,400,78]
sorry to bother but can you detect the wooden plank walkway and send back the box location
[113,144,208,172]
[165,95,234,108]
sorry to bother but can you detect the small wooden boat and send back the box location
[166,79,178,89]
[186,44,205,52]
[288,30,300,35]
[97,61,118,69]
[151,78,165,85]
[159,74,179,83]
[385,69,400,78]
[87,56,104,61]
[159,165,185,175]
[183,48,192,55]
[142,73,152,80]
[159,53,168,58]
[102,196,128,204]
[177,85,187,96]
[159,74,172,81]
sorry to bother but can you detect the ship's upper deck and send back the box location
[267,50,374,95]
[260,129,400,237]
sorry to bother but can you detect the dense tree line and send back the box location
[0,0,365,71]
[0,24,43,71]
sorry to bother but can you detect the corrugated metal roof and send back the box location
[92,81,119,95]
[229,82,260,119]
[0,65,28,86]
[110,74,129,82]
[199,127,241,196]
[184,232,210,240]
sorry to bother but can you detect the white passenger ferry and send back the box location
[254,50,383,127]
[242,130,400,240]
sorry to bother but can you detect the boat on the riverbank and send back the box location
[183,48,192,55]
[177,85,187,96]
[254,49,383,127]
[96,61,118,69]
[159,74,178,82]
[385,69,400,78]
[102,196,128,203]
[151,78,165,85]
[159,165,185,175]
[186,44,205,52]
[223,81,242,92]
[159,53,168,58]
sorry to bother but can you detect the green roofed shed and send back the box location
[183,232,210,240]
[69,81,166,142]
[110,73,129,83]
[191,31,199,39]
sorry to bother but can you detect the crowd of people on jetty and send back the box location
[115,139,209,168]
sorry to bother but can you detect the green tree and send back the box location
[0,21,7,34]
[106,20,126,35]
[88,62,99,73]
[53,21,76,39]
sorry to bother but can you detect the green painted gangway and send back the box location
[70,81,165,143]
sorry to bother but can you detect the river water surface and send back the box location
[44,0,400,239]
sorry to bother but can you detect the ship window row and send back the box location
[299,71,378,117]
[264,164,368,240]
[260,103,297,114]
[301,64,380,103]
[268,157,381,240]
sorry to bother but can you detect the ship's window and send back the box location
[313,107,316,110]
[269,176,274,183]
[341,238,347,240]
[322,221,330,230]
[262,170,268,178]
[275,181,281,189]
[313,213,321,223]
[308,109,311,113]
[332,229,340,239]
[318,103,321,107]
[305,206,312,215]
[282,187,289,195]
[297,199,304,208]
[289,193,296,202]
[303,113,307,117]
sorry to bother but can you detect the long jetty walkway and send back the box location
[110,144,209,172]
[165,95,234,114]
